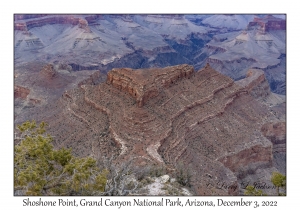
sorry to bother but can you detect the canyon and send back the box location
[14,14,286,195]
[14,15,286,94]
[18,64,285,195]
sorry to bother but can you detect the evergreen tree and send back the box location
[14,121,108,195]
[244,185,266,196]
[271,172,286,196]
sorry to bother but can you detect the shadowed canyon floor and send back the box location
[20,64,285,195]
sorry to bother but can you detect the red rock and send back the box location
[248,15,286,32]
[107,64,194,107]
[28,64,281,195]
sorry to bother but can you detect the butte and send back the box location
[29,63,285,195]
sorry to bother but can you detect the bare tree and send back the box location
[99,157,139,196]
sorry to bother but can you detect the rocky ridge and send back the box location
[25,64,285,195]
[14,62,105,123]
[107,64,194,107]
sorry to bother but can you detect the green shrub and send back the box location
[14,121,107,196]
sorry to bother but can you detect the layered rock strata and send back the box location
[15,15,80,31]
[236,69,270,98]
[29,64,281,195]
[261,121,286,154]
[107,64,194,107]
[248,15,286,32]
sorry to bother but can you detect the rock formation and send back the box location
[248,15,286,32]
[40,64,57,79]
[106,64,194,107]
[14,62,104,124]
[78,18,91,33]
[26,64,284,195]
[261,121,286,155]
[14,14,286,95]
[236,69,270,97]
[14,85,30,99]
[16,15,80,30]
[204,17,286,94]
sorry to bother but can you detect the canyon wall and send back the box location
[26,64,281,195]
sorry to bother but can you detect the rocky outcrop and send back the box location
[40,64,57,79]
[218,143,272,173]
[261,121,286,174]
[261,121,286,147]
[107,64,194,107]
[23,16,80,30]
[236,69,270,98]
[247,15,286,32]
[78,18,91,33]
[15,15,96,32]
[14,15,94,34]
[14,85,30,99]
[27,64,281,195]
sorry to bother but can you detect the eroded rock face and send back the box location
[107,64,194,107]
[261,121,286,174]
[236,69,270,98]
[29,64,283,195]
[248,15,286,32]
[261,122,286,146]
[15,15,80,30]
